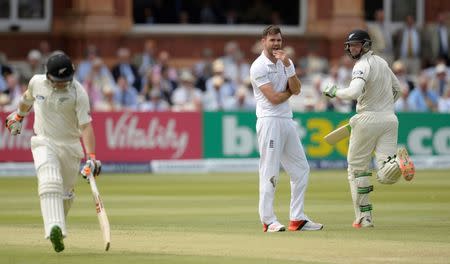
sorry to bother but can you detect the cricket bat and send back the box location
[86,170,111,251]
[324,124,351,145]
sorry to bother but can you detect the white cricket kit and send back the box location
[28,75,92,238]
[336,51,402,223]
[250,52,310,225]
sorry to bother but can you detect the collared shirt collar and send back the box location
[360,50,374,60]
[261,51,277,65]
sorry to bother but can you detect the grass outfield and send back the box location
[0,170,449,264]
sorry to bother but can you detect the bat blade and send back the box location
[88,173,111,251]
[324,124,351,145]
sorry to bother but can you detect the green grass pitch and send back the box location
[1,169,449,264]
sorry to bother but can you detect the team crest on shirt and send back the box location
[58,97,70,104]
[36,95,45,101]
[353,70,364,77]
[255,75,267,81]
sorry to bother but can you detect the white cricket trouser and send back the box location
[348,112,398,171]
[257,117,310,225]
[347,112,398,220]
[31,136,84,238]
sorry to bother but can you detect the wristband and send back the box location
[17,110,29,117]
[285,64,296,78]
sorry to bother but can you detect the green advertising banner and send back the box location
[398,113,450,156]
[203,112,450,160]
[203,111,351,159]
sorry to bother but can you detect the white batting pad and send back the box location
[63,191,75,217]
[38,165,66,238]
[376,157,401,184]
[348,170,373,222]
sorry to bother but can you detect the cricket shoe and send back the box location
[50,225,65,253]
[397,147,415,181]
[352,216,374,229]
[263,221,286,232]
[288,220,323,231]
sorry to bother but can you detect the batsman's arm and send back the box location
[335,78,365,100]
[81,122,96,157]
[17,89,34,116]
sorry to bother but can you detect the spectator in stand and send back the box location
[171,70,203,112]
[193,48,214,92]
[298,44,329,76]
[206,59,235,98]
[423,58,450,79]
[270,10,283,25]
[134,39,157,79]
[392,60,415,92]
[234,51,251,86]
[407,74,439,112]
[246,0,270,24]
[0,73,29,112]
[141,70,172,105]
[303,75,326,112]
[38,40,52,65]
[152,50,178,83]
[76,45,104,83]
[223,85,256,111]
[394,15,422,75]
[159,65,178,104]
[224,8,239,24]
[423,12,450,66]
[220,41,241,83]
[94,86,121,112]
[199,0,218,24]
[139,88,170,112]
[19,49,45,82]
[83,58,116,107]
[0,53,13,92]
[203,74,233,111]
[394,86,410,112]
[438,86,450,112]
[429,63,450,96]
[112,47,141,92]
[114,75,138,111]
[0,73,22,112]
[337,55,354,87]
[367,9,394,65]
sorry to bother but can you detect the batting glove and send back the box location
[323,84,338,98]
[81,154,102,182]
[5,112,24,135]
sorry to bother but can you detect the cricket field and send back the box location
[1,169,449,264]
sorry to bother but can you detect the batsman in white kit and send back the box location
[323,29,415,228]
[5,52,102,252]
[250,25,323,232]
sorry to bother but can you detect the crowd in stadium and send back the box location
[1,11,450,114]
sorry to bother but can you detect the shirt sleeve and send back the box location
[335,78,365,100]
[351,61,370,83]
[390,69,401,102]
[26,75,37,99]
[74,81,92,126]
[250,64,270,88]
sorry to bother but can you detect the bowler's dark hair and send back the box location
[262,25,282,38]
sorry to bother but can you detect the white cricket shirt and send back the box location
[250,52,293,118]
[350,51,400,113]
[28,75,92,143]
